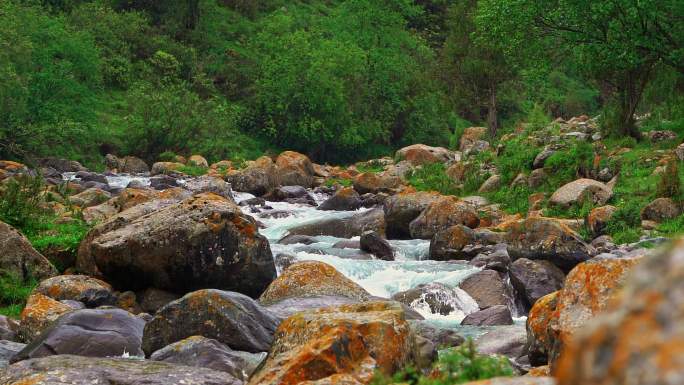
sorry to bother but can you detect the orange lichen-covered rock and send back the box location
[259,261,370,305]
[526,291,559,366]
[409,196,479,239]
[556,239,684,385]
[19,293,73,342]
[249,301,414,385]
[115,188,159,211]
[34,275,115,308]
[549,255,642,369]
[383,191,441,239]
[395,144,454,166]
[275,150,315,187]
[526,366,551,377]
[353,172,403,195]
[0,160,27,172]
[586,205,616,236]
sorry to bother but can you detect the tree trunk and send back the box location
[486,85,498,138]
[615,64,654,139]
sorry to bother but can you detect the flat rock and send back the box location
[461,305,513,326]
[458,269,511,309]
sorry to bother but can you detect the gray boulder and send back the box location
[461,305,513,326]
[360,230,394,260]
[458,269,510,309]
[0,340,25,369]
[0,315,19,341]
[317,187,362,211]
[288,207,385,238]
[509,258,565,309]
[476,324,527,359]
[0,221,57,282]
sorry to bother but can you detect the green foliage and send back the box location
[544,141,594,186]
[656,158,682,199]
[175,164,208,177]
[406,163,460,196]
[605,198,644,244]
[0,174,49,231]
[495,137,537,184]
[27,220,90,268]
[325,178,353,188]
[0,273,37,318]
[657,214,684,237]
[372,339,514,384]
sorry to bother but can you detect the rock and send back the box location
[0,315,19,341]
[525,291,559,366]
[511,173,528,187]
[459,377,556,385]
[353,172,402,194]
[528,169,547,189]
[0,340,24,369]
[248,301,414,384]
[266,185,316,205]
[408,320,465,349]
[37,157,87,172]
[469,245,512,272]
[70,187,112,208]
[459,127,488,152]
[461,305,513,326]
[409,196,479,239]
[395,144,454,166]
[151,161,184,175]
[274,151,315,187]
[555,238,684,385]
[360,192,388,207]
[586,205,616,236]
[278,234,317,245]
[12,308,145,362]
[288,207,385,238]
[149,174,177,189]
[18,293,73,342]
[478,174,502,193]
[188,155,209,168]
[383,191,441,239]
[318,187,362,211]
[590,235,616,253]
[458,269,510,309]
[646,129,677,142]
[259,261,370,306]
[225,156,278,196]
[75,171,108,184]
[504,217,595,272]
[476,324,526,359]
[549,255,642,368]
[32,275,115,309]
[392,282,478,317]
[142,289,281,355]
[549,178,612,208]
[360,231,394,260]
[119,156,149,173]
[151,336,265,381]
[77,193,276,297]
[429,224,477,261]
[533,147,557,169]
[509,258,565,310]
[0,221,57,282]
[183,175,233,200]
[138,288,179,314]
[0,355,242,385]
[264,295,361,319]
[641,197,681,222]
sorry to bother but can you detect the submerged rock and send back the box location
[392,282,478,317]
[288,207,385,238]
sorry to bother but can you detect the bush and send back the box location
[656,157,682,200]
[544,140,594,186]
[406,163,460,196]
[0,272,36,318]
[0,174,48,231]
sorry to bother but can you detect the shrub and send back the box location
[406,163,460,196]
[0,174,48,231]
[656,157,682,200]
[0,272,37,318]
[495,137,537,184]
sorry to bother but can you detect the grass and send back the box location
[0,273,37,318]
[26,220,91,272]
[325,178,353,188]
[356,160,386,174]
[175,164,209,176]
[371,339,513,385]
[406,163,460,196]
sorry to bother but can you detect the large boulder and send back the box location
[429,224,477,261]
[275,151,315,187]
[225,156,278,196]
[77,193,276,297]
[37,157,87,173]
[287,207,385,238]
[183,175,234,200]
[555,238,684,385]
[188,155,209,168]
[151,335,265,381]
[549,179,612,208]
[142,289,281,355]
[33,275,116,308]
[248,301,414,385]
[509,258,565,310]
[353,172,403,194]
[0,340,24,369]
[504,217,595,272]
[395,144,454,166]
[317,187,362,211]
[151,161,184,176]
[69,187,112,208]
[476,324,526,359]
[641,197,681,222]
[18,293,73,342]
[458,269,510,309]
[409,196,479,240]
[0,355,242,385]
[259,261,370,306]
[12,308,145,362]
[360,231,394,260]
[461,305,513,326]
[0,221,57,282]
[392,282,478,317]
[106,154,149,173]
[525,291,559,366]
[383,191,441,239]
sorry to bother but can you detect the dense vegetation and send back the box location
[2,0,680,167]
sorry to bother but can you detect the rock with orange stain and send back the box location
[526,365,550,377]
[318,187,362,211]
[225,156,278,196]
[526,291,559,366]
[142,289,281,356]
[0,221,57,283]
[259,261,370,306]
[395,144,455,166]
[0,160,28,173]
[503,217,595,272]
[459,127,488,152]
[275,151,316,187]
[383,191,441,239]
[586,205,616,236]
[69,187,112,208]
[77,193,275,296]
[249,301,414,385]
[353,172,403,195]
[151,161,184,175]
[34,275,115,308]
[556,240,684,385]
[188,155,209,168]
[428,224,477,261]
[0,355,242,385]
[18,293,73,342]
[409,196,479,240]
[183,175,233,200]
[115,188,160,211]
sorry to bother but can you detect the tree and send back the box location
[438,0,515,137]
[477,0,684,138]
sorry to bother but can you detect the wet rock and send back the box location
[555,238,684,385]
[392,282,478,317]
[0,355,242,385]
[409,196,479,239]
[641,197,681,222]
[0,315,19,341]
[461,305,513,326]
[70,188,112,208]
[264,295,361,319]
[142,289,281,355]
[353,172,403,194]
[12,308,145,362]
[77,193,275,297]
[383,191,441,239]
[469,245,512,272]
[318,187,362,211]
[278,234,318,245]
[332,239,361,249]
[18,293,73,342]
[509,258,565,310]
[275,151,315,187]
[525,291,559,366]
[138,288,179,314]
[504,217,595,272]
[33,275,116,308]
[409,320,465,349]
[188,155,209,168]
[395,144,454,166]
[458,269,510,309]
[0,221,57,282]
[249,301,414,384]
[266,185,316,205]
[549,178,612,208]
[0,340,24,369]
[360,230,394,260]
[75,171,108,184]
[259,261,370,305]
[183,175,233,200]
[429,224,477,260]
[151,335,265,381]
[476,324,526,359]
[586,205,616,236]
[288,207,385,238]
[225,156,278,196]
